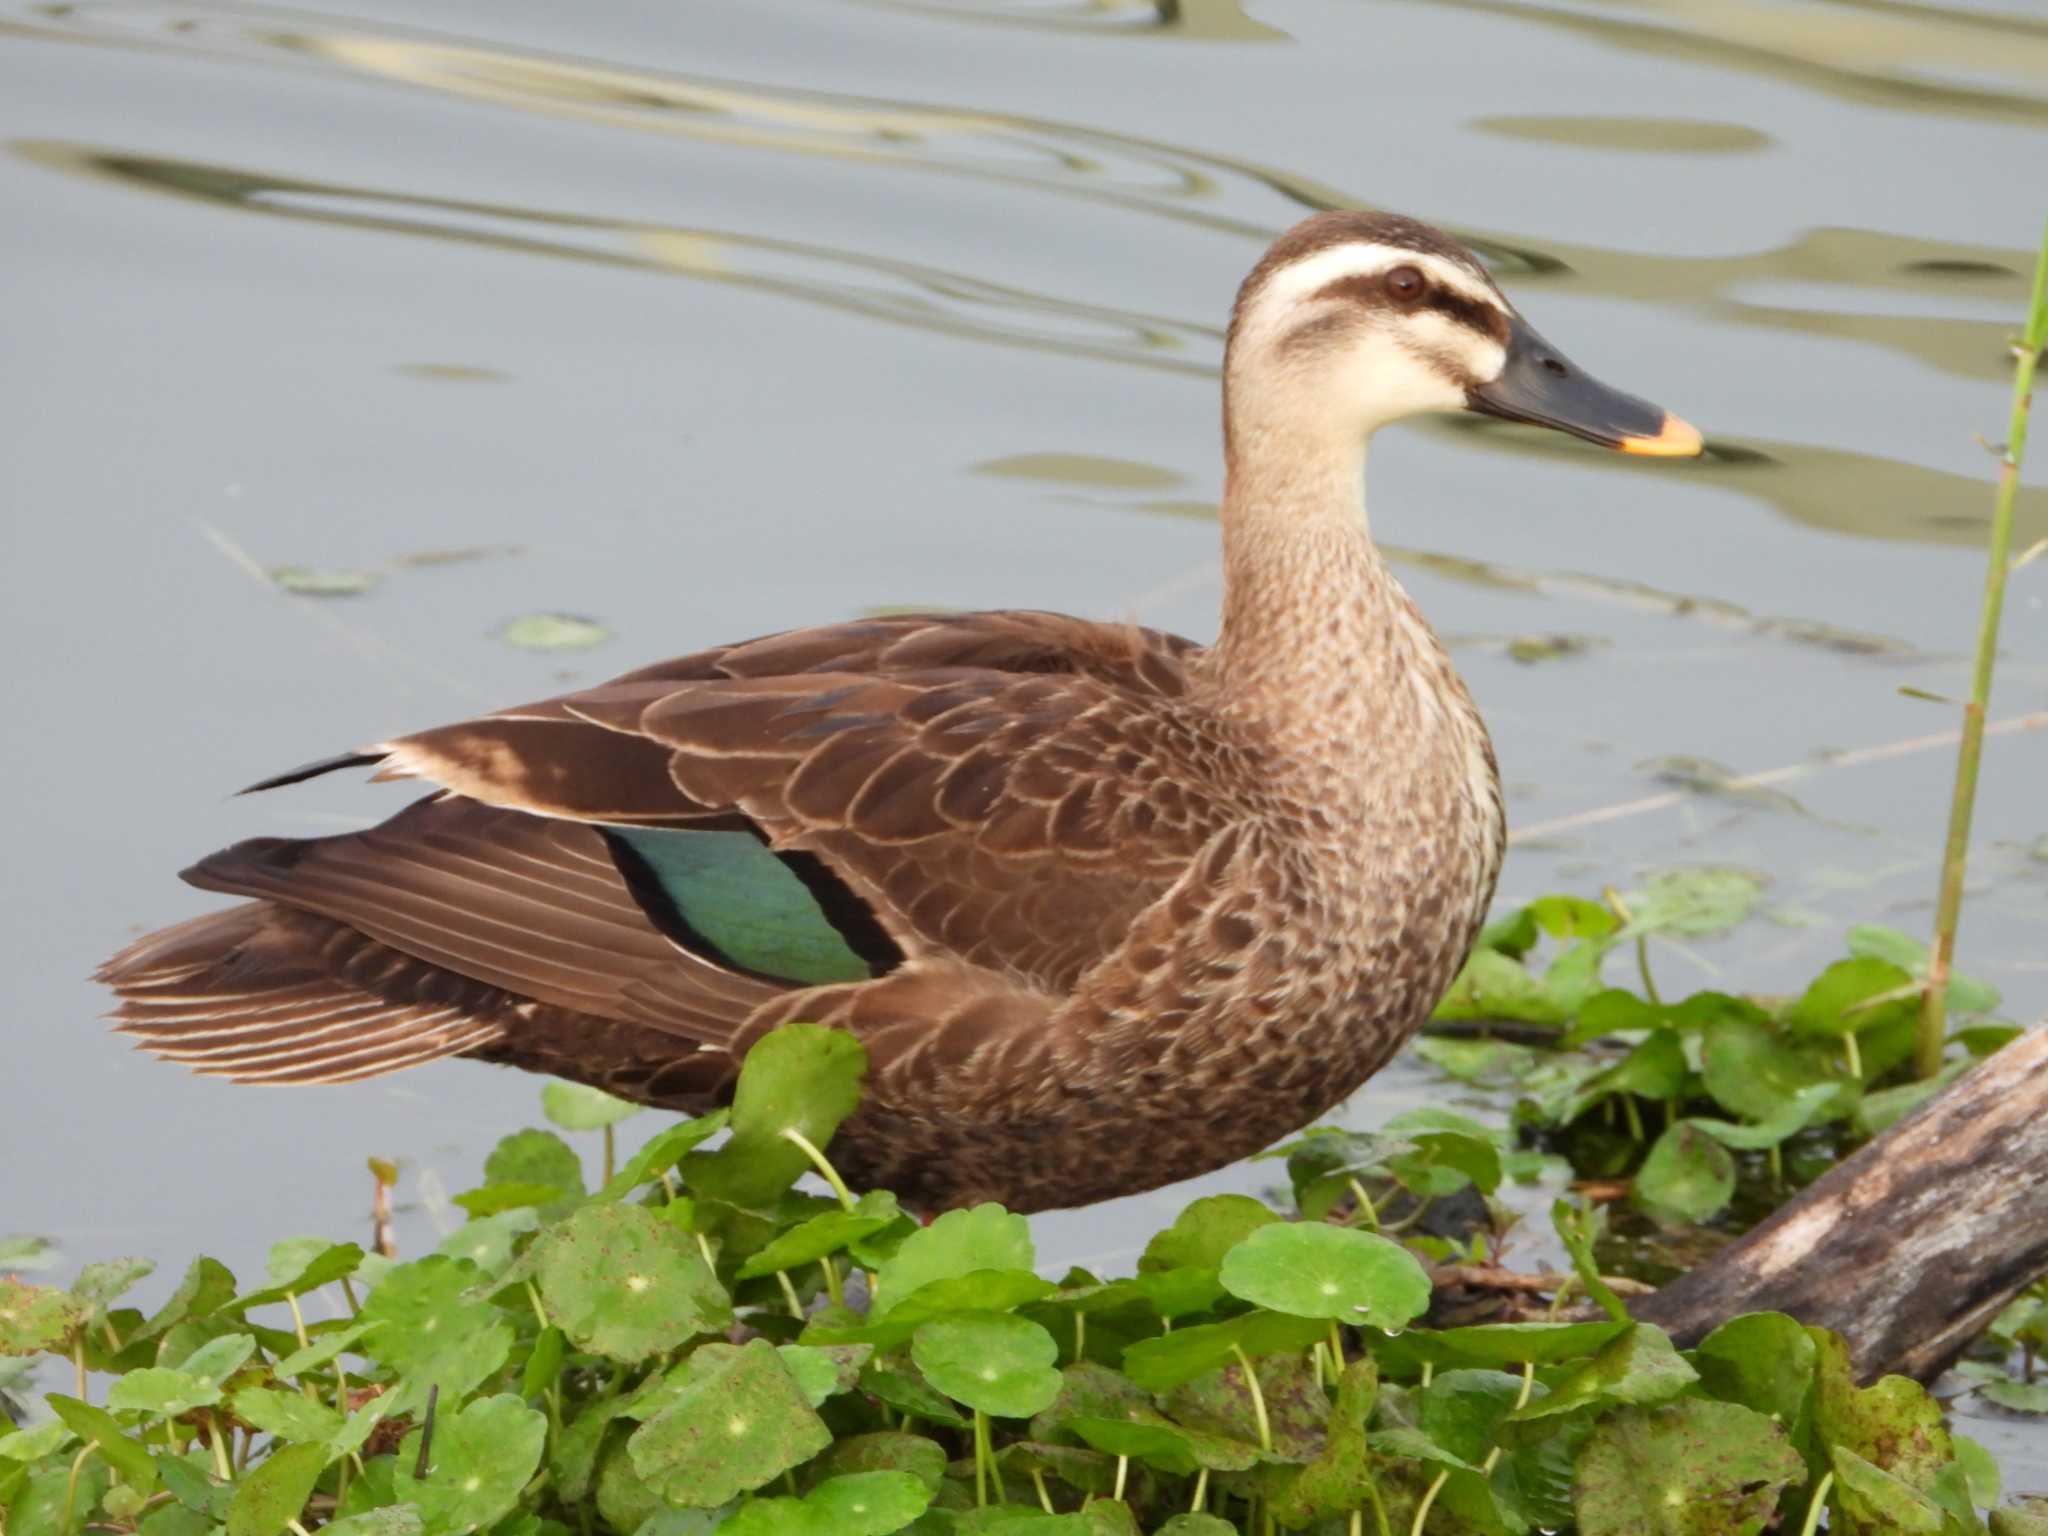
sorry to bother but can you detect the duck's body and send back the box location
[99,211,1697,1213]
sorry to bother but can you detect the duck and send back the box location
[98,210,1700,1214]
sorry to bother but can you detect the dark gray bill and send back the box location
[1467,317,1701,457]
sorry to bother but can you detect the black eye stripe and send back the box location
[1307,272,1511,345]
[1424,288,1512,345]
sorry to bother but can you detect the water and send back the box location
[1,0,2044,1477]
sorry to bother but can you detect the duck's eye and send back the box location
[1385,265,1426,303]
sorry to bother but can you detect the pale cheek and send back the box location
[1336,337,1468,428]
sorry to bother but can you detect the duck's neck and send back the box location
[1205,427,1420,755]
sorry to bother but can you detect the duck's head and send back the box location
[1224,210,1701,461]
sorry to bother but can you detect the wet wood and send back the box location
[1635,1025,2048,1382]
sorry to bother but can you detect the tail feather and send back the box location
[99,903,511,1085]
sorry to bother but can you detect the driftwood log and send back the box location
[1635,1024,2048,1382]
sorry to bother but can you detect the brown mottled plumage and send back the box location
[99,211,1700,1212]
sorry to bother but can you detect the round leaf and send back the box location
[1632,1123,1736,1227]
[872,1204,1033,1319]
[1138,1195,1278,1273]
[541,1081,642,1131]
[1574,1400,1804,1536]
[1217,1221,1431,1326]
[532,1203,731,1362]
[911,1312,1062,1418]
[395,1395,547,1536]
[627,1340,832,1506]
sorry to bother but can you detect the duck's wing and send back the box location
[352,611,1222,991]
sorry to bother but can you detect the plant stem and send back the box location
[1797,1471,1836,1536]
[1031,1468,1054,1514]
[775,1269,804,1320]
[1635,935,1660,1006]
[1363,1476,1394,1536]
[819,1256,843,1307]
[61,1444,96,1536]
[73,1335,86,1401]
[780,1127,857,1212]
[1190,1467,1209,1512]
[1328,1320,1345,1372]
[1113,1454,1128,1502]
[603,1124,616,1187]
[1620,1093,1646,1144]
[1347,1178,1381,1232]
[1409,1468,1450,1536]
[972,1409,992,1507]
[1917,211,2048,1079]
[1844,1030,1864,1082]
[1231,1344,1273,1454]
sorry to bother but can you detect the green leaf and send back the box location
[1065,1416,1199,1475]
[1432,947,1565,1025]
[1588,1029,1688,1104]
[0,1278,86,1355]
[542,1081,643,1131]
[814,1270,1055,1350]
[1120,1310,1325,1393]
[1695,1313,1815,1446]
[46,1396,158,1491]
[106,1367,227,1417]
[1979,1377,2048,1413]
[177,1332,259,1385]
[776,1343,871,1407]
[320,1512,425,1536]
[627,1339,832,1506]
[135,1258,238,1342]
[738,1193,901,1280]
[1699,1020,1828,1126]
[395,1394,547,1536]
[434,1209,539,1275]
[1267,1357,1377,1525]
[1552,1199,1629,1323]
[231,1387,346,1445]
[521,1326,566,1401]
[357,1256,513,1415]
[271,1321,374,1377]
[1374,1319,1630,1375]
[498,613,610,651]
[226,1244,364,1315]
[1216,1221,1431,1326]
[805,1431,947,1491]
[1848,924,2001,1013]
[596,1112,729,1200]
[1617,867,1764,939]
[71,1259,155,1314]
[226,1443,327,1536]
[1809,1328,1952,1489]
[682,1025,867,1211]
[873,1205,1033,1319]
[802,1471,932,1536]
[1831,1445,1945,1532]
[1139,1195,1278,1273]
[1386,1131,1505,1198]
[1953,1434,2001,1506]
[1530,895,1622,940]
[0,1419,75,1462]
[1784,957,1917,1037]
[1573,1399,1804,1535]
[530,1203,731,1362]
[1686,1083,1847,1151]
[0,1237,59,1274]
[1512,1324,1696,1420]
[483,1130,584,1197]
[270,565,380,596]
[858,1356,970,1429]
[1632,1123,1736,1226]
[911,1313,1062,1418]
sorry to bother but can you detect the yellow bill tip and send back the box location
[1618,413,1704,458]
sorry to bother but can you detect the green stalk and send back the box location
[1917,213,2048,1078]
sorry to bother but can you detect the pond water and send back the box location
[2,0,2045,1480]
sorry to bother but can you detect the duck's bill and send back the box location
[1466,317,1702,458]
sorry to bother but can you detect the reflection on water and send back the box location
[1418,0,2048,126]
[5,0,2039,390]
[852,0,1288,42]
[13,125,2043,549]
[1471,114,1774,153]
